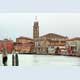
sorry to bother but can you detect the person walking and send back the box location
[2,48,8,66]
[55,47,61,55]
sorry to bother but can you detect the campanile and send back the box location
[33,16,39,39]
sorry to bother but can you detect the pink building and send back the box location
[0,39,14,53]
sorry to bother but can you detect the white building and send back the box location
[66,37,80,56]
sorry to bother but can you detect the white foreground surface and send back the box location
[0,54,80,66]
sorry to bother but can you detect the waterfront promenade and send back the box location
[0,54,80,66]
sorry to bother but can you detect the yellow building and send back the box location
[35,33,68,54]
[14,36,34,53]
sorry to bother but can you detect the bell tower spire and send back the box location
[34,16,38,22]
[33,16,39,39]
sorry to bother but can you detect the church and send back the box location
[14,16,68,54]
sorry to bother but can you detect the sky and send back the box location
[0,0,80,41]
[0,12,80,41]
[0,0,80,12]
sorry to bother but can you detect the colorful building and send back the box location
[0,39,14,53]
[35,33,68,54]
[66,37,80,56]
[14,36,34,53]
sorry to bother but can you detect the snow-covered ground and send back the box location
[0,54,80,66]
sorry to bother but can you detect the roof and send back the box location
[0,40,3,42]
[40,33,68,39]
[67,37,80,41]
[16,36,33,40]
[14,42,34,47]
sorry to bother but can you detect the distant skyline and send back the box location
[0,0,80,41]
[0,12,80,41]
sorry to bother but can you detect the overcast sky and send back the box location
[0,12,80,41]
[0,0,80,41]
[0,0,80,12]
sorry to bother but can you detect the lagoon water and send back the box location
[0,54,80,66]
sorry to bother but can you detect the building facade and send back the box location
[14,36,34,53]
[66,37,80,56]
[0,39,14,53]
[36,33,68,54]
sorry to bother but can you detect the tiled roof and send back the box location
[67,37,80,41]
[16,36,33,40]
[40,33,68,39]
[0,40,3,42]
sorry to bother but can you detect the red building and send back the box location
[0,40,3,51]
[0,39,14,53]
